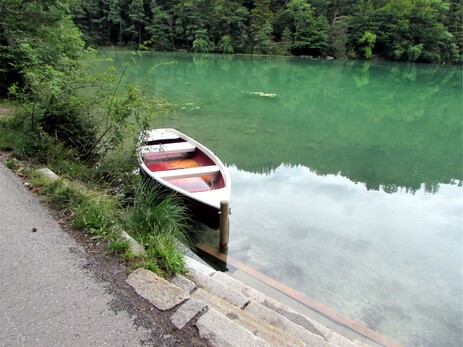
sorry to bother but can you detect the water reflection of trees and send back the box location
[100,51,463,193]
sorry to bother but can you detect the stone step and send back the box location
[125,255,369,347]
[211,269,328,341]
[171,273,196,294]
[234,273,368,347]
[244,302,330,347]
[184,256,216,276]
[126,268,189,311]
[184,257,368,347]
[196,309,270,347]
[170,298,208,329]
[185,257,249,309]
[260,297,369,347]
[192,288,307,347]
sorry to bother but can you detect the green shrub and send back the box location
[40,103,97,162]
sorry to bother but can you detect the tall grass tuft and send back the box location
[125,180,194,274]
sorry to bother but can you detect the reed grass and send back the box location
[124,181,195,275]
[108,237,131,255]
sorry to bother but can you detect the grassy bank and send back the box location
[0,108,194,277]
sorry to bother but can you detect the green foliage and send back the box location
[5,39,162,163]
[0,1,85,91]
[407,43,424,62]
[329,16,350,59]
[350,0,462,63]
[109,237,131,255]
[125,181,192,241]
[4,159,17,170]
[252,22,276,55]
[250,0,274,38]
[0,113,73,161]
[37,179,84,213]
[145,233,185,274]
[217,35,234,53]
[147,3,174,50]
[192,29,214,53]
[127,0,147,45]
[279,0,330,55]
[40,103,97,161]
[172,1,207,48]
[133,260,162,276]
[64,0,463,63]
[275,27,292,55]
[71,194,118,238]
[358,31,377,59]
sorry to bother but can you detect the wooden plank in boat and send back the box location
[154,165,219,179]
[140,142,196,155]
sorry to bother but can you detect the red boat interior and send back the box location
[142,139,225,193]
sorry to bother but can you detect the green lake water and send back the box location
[101,51,462,346]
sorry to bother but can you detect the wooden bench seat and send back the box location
[140,142,196,156]
[154,165,219,179]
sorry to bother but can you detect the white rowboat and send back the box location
[137,128,231,228]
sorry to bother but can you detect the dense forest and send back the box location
[71,0,463,63]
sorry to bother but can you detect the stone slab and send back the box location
[309,320,369,347]
[36,168,60,182]
[120,231,145,257]
[170,298,208,329]
[261,298,367,347]
[245,302,329,347]
[241,283,269,303]
[126,268,189,311]
[187,267,249,309]
[211,271,246,292]
[171,274,196,293]
[196,309,270,347]
[262,297,326,339]
[184,256,216,276]
[193,288,305,347]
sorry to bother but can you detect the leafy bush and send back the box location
[40,103,97,162]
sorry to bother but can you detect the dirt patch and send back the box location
[0,151,210,347]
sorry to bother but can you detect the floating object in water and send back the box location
[246,91,277,98]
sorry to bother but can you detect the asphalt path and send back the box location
[0,163,154,347]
